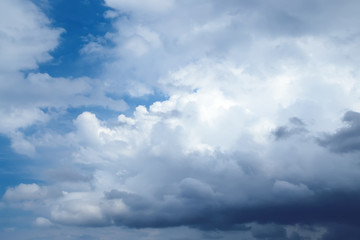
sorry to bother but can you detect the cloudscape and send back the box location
[1,0,360,239]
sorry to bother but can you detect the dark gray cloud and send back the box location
[318,111,360,153]
[201,231,225,239]
[104,190,150,211]
[101,187,360,233]
[251,224,288,240]
[289,117,305,126]
[321,223,360,240]
[46,167,93,182]
[273,117,307,140]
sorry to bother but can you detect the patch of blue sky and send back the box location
[0,136,42,196]
[32,0,115,78]
[28,0,167,119]
[0,207,35,229]
[38,106,123,132]
[35,99,165,135]
[114,90,168,116]
[53,105,122,127]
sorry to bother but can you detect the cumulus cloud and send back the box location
[50,192,109,227]
[3,184,47,201]
[15,75,360,232]
[9,58,360,234]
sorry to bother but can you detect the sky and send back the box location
[1,0,360,239]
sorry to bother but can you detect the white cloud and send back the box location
[50,192,114,226]
[10,131,36,157]
[3,184,48,201]
[0,106,48,135]
[34,217,53,227]
[104,0,174,14]
[73,112,114,146]
[0,0,63,72]
[0,72,128,155]
[272,180,313,198]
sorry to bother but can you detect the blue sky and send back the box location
[2,0,360,239]
[35,0,113,78]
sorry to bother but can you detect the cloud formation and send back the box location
[318,111,360,153]
[2,0,360,239]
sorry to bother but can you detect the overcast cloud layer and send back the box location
[1,0,360,239]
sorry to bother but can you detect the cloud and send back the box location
[0,72,127,156]
[34,217,53,227]
[11,55,360,233]
[3,184,47,201]
[9,131,36,157]
[50,192,110,227]
[272,180,313,198]
[0,0,63,72]
[251,224,287,240]
[178,178,216,200]
[104,0,174,14]
[12,101,360,232]
[320,224,360,240]
[318,111,360,153]
[46,167,92,183]
[272,117,308,140]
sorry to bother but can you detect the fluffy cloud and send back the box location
[0,0,63,137]
[9,60,360,232]
[0,0,62,72]
[50,192,110,227]
[3,183,48,201]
